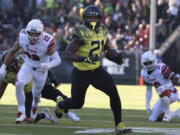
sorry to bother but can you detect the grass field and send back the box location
[0,84,180,135]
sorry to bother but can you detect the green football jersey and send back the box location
[72,24,108,70]
[3,54,32,92]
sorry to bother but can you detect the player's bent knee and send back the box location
[149,115,156,122]
[15,81,26,89]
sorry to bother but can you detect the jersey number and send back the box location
[26,52,40,61]
[89,40,104,56]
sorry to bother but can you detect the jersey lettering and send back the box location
[25,52,40,61]
[43,35,50,42]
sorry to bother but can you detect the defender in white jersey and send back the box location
[0,19,61,123]
[141,51,180,122]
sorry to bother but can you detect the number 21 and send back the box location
[89,40,104,56]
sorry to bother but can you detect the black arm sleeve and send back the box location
[47,71,58,84]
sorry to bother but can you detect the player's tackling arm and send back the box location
[4,40,20,66]
[0,40,20,78]
[145,86,152,110]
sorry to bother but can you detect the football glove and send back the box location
[114,53,123,65]
[52,79,61,88]
[0,64,7,80]
[40,63,50,70]
[84,55,100,64]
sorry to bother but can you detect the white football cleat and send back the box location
[65,111,80,122]
[43,108,58,124]
[16,112,27,124]
[31,107,37,120]
[162,114,171,122]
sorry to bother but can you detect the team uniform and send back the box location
[55,5,131,134]
[58,23,123,125]
[16,29,55,119]
[0,19,61,123]
[141,63,179,121]
[0,54,79,122]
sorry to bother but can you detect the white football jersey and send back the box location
[18,29,55,67]
[141,63,175,95]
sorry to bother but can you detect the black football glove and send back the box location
[114,53,123,65]
[84,55,100,64]
[52,79,61,88]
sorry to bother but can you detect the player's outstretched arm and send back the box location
[0,40,20,78]
[145,86,153,115]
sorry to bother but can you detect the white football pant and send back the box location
[15,63,48,114]
[149,90,179,122]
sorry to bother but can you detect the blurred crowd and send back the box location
[0,0,180,54]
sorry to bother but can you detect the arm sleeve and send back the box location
[48,51,61,69]
[145,86,153,109]
[47,70,58,84]
[161,64,175,80]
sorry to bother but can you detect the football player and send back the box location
[0,52,80,123]
[55,5,131,134]
[141,51,180,122]
[0,19,61,123]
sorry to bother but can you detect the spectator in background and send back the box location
[156,18,167,49]
[0,0,14,12]
[0,0,179,56]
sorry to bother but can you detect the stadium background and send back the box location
[0,1,180,135]
[0,0,179,85]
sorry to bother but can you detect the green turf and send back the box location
[0,84,180,135]
[0,105,180,135]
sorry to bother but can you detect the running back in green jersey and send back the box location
[72,24,108,70]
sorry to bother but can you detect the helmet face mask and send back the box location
[83,5,101,30]
[141,51,156,71]
[26,19,44,44]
